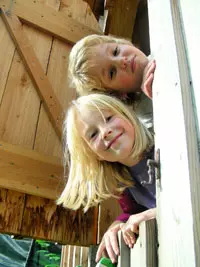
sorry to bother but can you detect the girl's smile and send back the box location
[77,107,136,166]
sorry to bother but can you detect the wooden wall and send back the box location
[0,0,104,246]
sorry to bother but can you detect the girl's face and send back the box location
[77,107,135,166]
[90,43,148,93]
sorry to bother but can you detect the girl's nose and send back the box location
[115,56,128,69]
[102,128,112,140]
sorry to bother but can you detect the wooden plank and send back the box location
[81,246,89,267]
[34,0,100,158]
[60,0,101,32]
[105,0,138,39]
[60,245,68,267]
[179,1,200,157]
[68,245,73,267]
[1,10,63,140]
[0,0,56,241]
[171,1,200,265]
[148,0,199,266]
[130,219,157,267]
[34,38,73,157]
[73,246,81,267]
[117,231,130,267]
[0,19,52,148]
[179,1,200,263]
[0,189,25,234]
[0,141,63,199]
[0,0,102,44]
[0,17,15,103]
[21,195,97,245]
[98,198,121,242]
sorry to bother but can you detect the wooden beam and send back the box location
[130,219,157,267]
[117,219,157,267]
[0,0,102,44]
[1,9,63,139]
[148,0,199,265]
[0,189,25,234]
[105,0,138,39]
[0,189,97,246]
[0,141,63,199]
[98,198,121,243]
[117,231,130,267]
[21,195,97,245]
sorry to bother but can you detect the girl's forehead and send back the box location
[77,105,113,123]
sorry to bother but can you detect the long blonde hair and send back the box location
[69,34,132,96]
[57,94,153,212]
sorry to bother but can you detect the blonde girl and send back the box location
[57,93,156,263]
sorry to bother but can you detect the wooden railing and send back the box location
[117,219,157,267]
[60,219,157,267]
[60,245,89,267]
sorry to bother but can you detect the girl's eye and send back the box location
[90,131,97,139]
[109,67,116,80]
[106,116,113,122]
[113,46,119,56]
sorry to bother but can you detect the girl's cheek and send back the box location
[112,118,121,127]
[93,137,101,151]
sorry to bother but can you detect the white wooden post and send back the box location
[148,0,200,266]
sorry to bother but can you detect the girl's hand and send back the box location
[120,208,156,248]
[95,221,122,264]
[141,60,156,99]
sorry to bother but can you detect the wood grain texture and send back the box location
[21,195,96,245]
[106,0,138,39]
[0,20,52,148]
[117,230,130,267]
[130,219,157,267]
[0,0,100,246]
[148,0,199,266]
[0,0,102,44]
[81,246,89,267]
[1,10,63,139]
[0,189,25,234]
[0,17,15,103]
[178,1,200,263]
[0,141,63,199]
[98,198,121,243]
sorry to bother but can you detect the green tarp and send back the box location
[0,234,33,267]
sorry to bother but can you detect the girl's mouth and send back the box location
[107,133,123,149]
[130,56,136,73]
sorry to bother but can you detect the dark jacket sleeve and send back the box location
[116,188,147,222]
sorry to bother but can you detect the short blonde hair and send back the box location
[69,34,132,96]
[57,93,153,212]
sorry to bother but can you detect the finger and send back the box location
[104,236,118,263]
[131,225,139,234]
[95,241,106,262]
[146,60,156,77]
[143,73,154,99]
[123,232,136,248]
[110,233,120,256]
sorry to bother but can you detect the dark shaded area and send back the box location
[132,0,150,56]
[0,234,61,267]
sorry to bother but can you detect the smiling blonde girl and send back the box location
[57,93,156,263]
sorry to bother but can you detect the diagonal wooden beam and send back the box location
[0,141,63,199]
[1,9,63,139]
[0,0,102,44]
